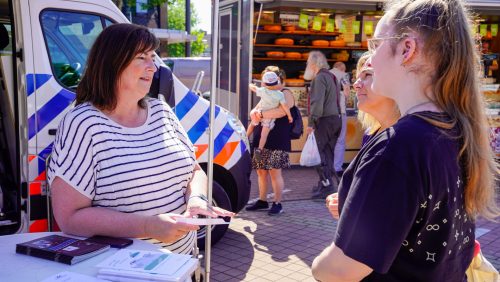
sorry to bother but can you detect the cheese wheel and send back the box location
[275,38,294,45]
[329,40,346,47]
[285,78,305,87]
[312,40,329,47]
[301,52,310,59]
[266,51,285,58]
[283,25,296,32]
[263,24,281,31]
[284,52,302,59]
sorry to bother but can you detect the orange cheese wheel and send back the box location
[312,40,329,47]
[329,40,346,47]
[301,52,310,59]
[275,38,294,45]
[285,79,305,87]
[263,24,282,31]
[284,52,302,59]
[266,51,285,58]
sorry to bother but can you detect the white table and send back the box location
[0,232,171,281]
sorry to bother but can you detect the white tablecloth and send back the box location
[0,232,162,281]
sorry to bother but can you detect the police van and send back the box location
[0,0,251,246]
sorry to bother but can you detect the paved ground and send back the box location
[202,167,500,282]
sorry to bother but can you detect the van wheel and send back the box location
[196,181,232,249]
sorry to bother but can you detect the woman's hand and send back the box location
[145,213,199,244]
[326,193,339,220]
[184,195,235,218]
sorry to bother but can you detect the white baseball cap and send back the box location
[262,71,279,86]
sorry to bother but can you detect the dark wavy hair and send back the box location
[76,23,159,111]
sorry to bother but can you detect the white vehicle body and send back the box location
[0,0,251,245]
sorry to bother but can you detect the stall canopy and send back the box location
[258,0,500,13]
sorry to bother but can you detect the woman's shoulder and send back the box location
[146,97,174,113]
[62,102,103,125]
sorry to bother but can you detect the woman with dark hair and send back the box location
[245,66,294,215]
[47,23,233,254]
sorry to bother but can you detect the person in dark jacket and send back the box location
[304,51,342,199]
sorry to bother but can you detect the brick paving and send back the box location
[201,167,499,281]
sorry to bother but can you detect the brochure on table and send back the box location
[96,249,198,282]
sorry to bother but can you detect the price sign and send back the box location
[299,14,309,29]
[480,24,488,37]
[326,19,335,33]
[364,21,374,36]
[492,24,498,37]
[340,20,347,33]
[353,21,360,34]
[313,16,322,31]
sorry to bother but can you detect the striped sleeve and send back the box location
[47,108,96,199]
[163,102,196,161]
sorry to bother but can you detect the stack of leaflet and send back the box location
[96,249,198,282]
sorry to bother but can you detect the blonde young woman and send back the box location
[313,0,499,281]
[326,52,400,220]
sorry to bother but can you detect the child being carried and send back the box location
[247,71,293,161]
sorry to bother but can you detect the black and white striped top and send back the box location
[47,98,196,254]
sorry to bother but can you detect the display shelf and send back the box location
[254,57,343,62]
[255,30,341,36]
[254,44,367,50]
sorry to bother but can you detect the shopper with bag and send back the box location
[304,51,342,199]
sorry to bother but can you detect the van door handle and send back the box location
[48,129,57,136]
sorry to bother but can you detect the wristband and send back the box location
[188,194,208,202]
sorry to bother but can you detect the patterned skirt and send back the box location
[252,148,290,170]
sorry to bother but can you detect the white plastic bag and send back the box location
[466,243,500,282]
[300,133,321,167]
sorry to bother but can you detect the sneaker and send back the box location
[268,202,283,215]
[311,185,335,200]
[245,200,269,211]
[254,148,262,162]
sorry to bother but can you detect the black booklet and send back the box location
[16,235,110,265]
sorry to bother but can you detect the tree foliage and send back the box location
[167,0,207,57]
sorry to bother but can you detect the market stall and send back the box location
[249,1,500,164]
[252,3,380,164]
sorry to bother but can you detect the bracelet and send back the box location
[188,194,208,202]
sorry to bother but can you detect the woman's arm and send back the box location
[51,177,198,243]
[260,90,294,120]
[183,163,235,218]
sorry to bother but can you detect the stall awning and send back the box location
[260,0,500,12]
[149,28,197,44]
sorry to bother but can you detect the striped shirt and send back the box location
[47,98,196,254]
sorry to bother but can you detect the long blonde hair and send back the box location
[386,0,499,219]
[356,52,399,134]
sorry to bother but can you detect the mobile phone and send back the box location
[85,235,133,248]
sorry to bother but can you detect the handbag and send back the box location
[289,105,303,139]
[300,133,321,167]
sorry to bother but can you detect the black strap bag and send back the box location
[290,105,303,140]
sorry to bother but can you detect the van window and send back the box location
[40,10,110,89]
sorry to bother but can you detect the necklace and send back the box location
[404,101,435,116]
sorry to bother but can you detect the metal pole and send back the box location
[185,0,192,57]
[205,0,219,281]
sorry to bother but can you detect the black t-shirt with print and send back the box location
[335,112,474,282]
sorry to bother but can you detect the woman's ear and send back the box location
[401,37,417,66]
